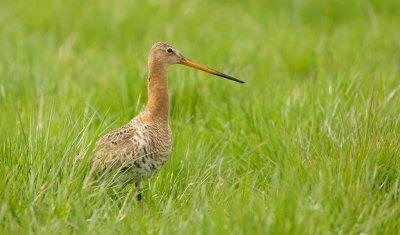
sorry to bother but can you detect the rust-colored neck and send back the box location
[145,58,169,122]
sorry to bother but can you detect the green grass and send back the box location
[1,0,400,234]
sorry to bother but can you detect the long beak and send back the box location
[179,57,244,84]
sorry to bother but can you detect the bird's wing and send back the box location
[91,123,146,171]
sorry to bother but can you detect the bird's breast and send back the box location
[130,121,172,177]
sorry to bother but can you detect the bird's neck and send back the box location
[145,61,169,122]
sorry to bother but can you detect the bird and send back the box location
[85,42,244,201]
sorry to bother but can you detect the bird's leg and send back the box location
[135,181,142,201]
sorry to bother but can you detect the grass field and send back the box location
[1,0,400,234]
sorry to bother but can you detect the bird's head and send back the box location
[149,42,182,65]
[148,42,244,84]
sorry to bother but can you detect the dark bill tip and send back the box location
[212,70,245,84]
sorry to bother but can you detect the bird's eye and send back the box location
[166,48,173,53]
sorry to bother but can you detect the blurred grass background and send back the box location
[1,0,399,234]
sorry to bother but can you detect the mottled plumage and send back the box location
[92,114,172,179]
[83,42,243,201]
